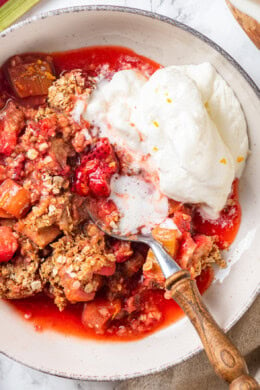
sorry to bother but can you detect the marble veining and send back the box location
[0,1,259,389]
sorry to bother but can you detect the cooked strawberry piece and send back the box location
[83,138,117,165]
[74,138,118,198]
[74,160,100,196]
[88,169,111,197]
[91,138,113,160]
[82,299,121,333]
[0,226,18,262]
[0,179,31,218]
[81,159,100,175]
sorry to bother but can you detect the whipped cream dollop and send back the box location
[73,62,248,231]
[109,174,169,235]
[85,70,147,152]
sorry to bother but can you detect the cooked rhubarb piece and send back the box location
[173,210,192,233]
[0,226,18,262]
[143,226,180,285]
[177,232,197,270]
[0,179,31,218]
[0,208,12,218]
[61,274,96,303]
[16,195,75,249]
[19,224,61,249]
[96,263,116,276]
[7,58,55,98]
[0,101,25,156]
[82,300,121,333]
[152,226,180,255]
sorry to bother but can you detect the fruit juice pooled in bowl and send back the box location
[0,46,247,340]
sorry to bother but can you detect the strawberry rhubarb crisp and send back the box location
[0,46,248,339]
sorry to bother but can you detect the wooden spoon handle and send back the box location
[165,270,259,389]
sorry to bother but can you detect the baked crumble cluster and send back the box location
[0,54,226,335]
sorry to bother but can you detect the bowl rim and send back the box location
[0,4,259,382]
[1,4,259,98]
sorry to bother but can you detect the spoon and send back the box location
[87,205,259,389]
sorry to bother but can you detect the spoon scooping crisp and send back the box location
[87,203,259,390]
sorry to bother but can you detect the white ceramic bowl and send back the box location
[0,6,259,381]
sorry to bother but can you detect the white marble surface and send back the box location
[0,1,259,389]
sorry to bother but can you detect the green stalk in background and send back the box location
[0,0,40,32]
